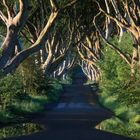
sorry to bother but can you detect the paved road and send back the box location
[1,70,135,140]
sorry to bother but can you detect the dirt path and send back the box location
[1,70,135,140]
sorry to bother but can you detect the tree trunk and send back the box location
[131,44,138,78]
[3,11,58,74]
[0,28,18,70]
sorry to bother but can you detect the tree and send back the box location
[94,0,140,77]
[0,0,78,75]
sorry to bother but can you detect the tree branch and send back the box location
[3,11,58,74]
[3,0,11,19]
[61,0,78,10]
[0,10,8,23]
[94,0,130,30]
[125,0,137,27]
[93,12,131,66]
[13,0,28,29]
[50,0,59,12]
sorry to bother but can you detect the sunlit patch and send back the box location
[0,123,46,139]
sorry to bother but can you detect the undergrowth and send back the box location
[97,33,140,139]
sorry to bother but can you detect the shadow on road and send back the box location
[0,69,135,140]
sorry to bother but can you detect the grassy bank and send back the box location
[98,117,140,139]
[98,84,140,139]
[0,123,45,139]
[0,74,63,124]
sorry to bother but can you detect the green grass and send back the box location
[97,117,140,140]
[99,89,140,122]
[0,95,46,123]
[98,86,140,140]
[0,109,17,123]
[0,123,45,139]
[0,81,63,124]
[0,61,63,124]
[10,97,46,115]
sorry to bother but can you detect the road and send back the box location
[1,70,135,140]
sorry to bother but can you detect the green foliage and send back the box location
[19,56,46,95]
[0,123,44,139]
[0,63,62,123]
[98,33,140,139]
[99,33,132,83]
[98,117,140,140]
[99,33,140,113]
[10,95,48,115]
[46,78,63,102]
[0,110,15,123]
[0,73,24,108]
[18,56,63,97]
[59,75,72,85]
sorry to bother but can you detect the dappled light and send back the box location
[0,0,140,140]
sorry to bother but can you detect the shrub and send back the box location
[98,33,140,139]
[0,73,24,108]
[0,61,63,123]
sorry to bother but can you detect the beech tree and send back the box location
[1,0,135,82]
[0,0,78,75]
[78,31,102,82]
[94,0,140,77]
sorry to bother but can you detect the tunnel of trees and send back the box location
[0,0,140,139]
